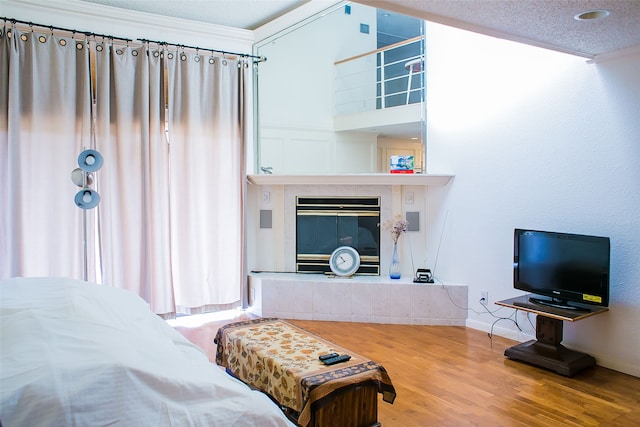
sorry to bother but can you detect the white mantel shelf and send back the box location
[247,173,454,186]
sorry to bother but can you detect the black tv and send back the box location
[513,228,610,311]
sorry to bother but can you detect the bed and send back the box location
[0,277,295,426]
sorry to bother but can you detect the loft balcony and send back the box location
[333,36,425,138]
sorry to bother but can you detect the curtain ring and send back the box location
[7,19,15,39]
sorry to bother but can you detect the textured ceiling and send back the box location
[355,0,640,58]
[76,0,640,59]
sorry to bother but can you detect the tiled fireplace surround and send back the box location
[248,181,468,326]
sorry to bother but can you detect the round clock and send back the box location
[329,246,360,277]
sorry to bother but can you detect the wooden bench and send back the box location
[214,318,396,427]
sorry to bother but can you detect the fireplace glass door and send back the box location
[296,197,380,275]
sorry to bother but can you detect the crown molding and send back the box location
[253,0,344,44]
[3,0,254,51]
[590,44,640,64]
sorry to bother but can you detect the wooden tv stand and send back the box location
[495,295,609,377]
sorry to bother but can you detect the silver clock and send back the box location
[329,246,360,277]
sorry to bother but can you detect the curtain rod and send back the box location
[138,38,266,62]
[3,17,133,42]
[2,17,266,63]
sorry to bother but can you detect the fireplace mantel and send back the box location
[247,173,454,186]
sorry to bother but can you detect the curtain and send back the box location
[94,41,175,314]
[167,52,247,313]
[1,24,249,315]
[95,44,249,314]
[0,26,91,280]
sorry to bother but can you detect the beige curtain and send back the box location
[94,41,175,314]
[96,44,249,314]
[0,26,91,280]
[167,52,247,313]
[1,24,249,315]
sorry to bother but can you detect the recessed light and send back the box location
[574,9,610,21]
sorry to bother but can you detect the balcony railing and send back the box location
[334,35,425,116]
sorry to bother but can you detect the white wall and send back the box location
[424,22,640,376]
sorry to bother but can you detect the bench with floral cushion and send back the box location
[215,318,396,427]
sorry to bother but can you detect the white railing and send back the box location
[334,35,425,116]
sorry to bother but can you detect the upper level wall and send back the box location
[255,3,376,130]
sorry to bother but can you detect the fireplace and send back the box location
[296,196,380,275]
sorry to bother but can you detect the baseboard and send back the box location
[466,319,639,378]
[465,318,534,342]
[583,355,640,377]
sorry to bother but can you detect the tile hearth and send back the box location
[249,273,468,326]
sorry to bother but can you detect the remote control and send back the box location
[322,354,351,365]
[319,352,339,361]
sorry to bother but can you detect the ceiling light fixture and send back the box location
[574,9,610,21]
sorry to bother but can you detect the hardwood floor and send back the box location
[174,317,640,426]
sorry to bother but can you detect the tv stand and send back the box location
[528,296,590,312]
[496,295,609,377]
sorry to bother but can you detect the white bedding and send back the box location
[0,277,295,426]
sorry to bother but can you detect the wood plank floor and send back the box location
[174,317,640,426]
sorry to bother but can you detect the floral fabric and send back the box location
[214,318,396,426]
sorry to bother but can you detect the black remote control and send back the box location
[319,352,339,361]
[322,354,351,365]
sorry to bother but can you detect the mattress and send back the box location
[0,277,294,426]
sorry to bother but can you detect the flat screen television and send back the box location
[513,228,610,311]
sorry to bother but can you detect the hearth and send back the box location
[296,196,380,275]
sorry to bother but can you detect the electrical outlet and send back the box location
[262,191,270,204]
[405,191,414,205]
[480,290,488,305]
